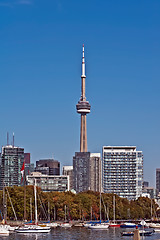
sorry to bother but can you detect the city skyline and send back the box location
[0,1,160,187]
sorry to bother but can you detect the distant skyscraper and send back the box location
[24,153,30,164]
[0,145,24,189]
[89,153,101,192]
[35,159,60,175]
[143,181,149,190]
[24,153,33,176]
[73,152,90,192]
[73,152,101,192]
[73,46,101,193]
[156,169,160,193]
[102,146,143,200]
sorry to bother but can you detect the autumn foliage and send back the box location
[0,186,157,221]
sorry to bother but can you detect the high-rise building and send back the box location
[73,152,101,192]
[24,153,32,176]
[62,166,73,190]
[89,153,101,192]
[24,153,30,164]
[73,152,90,192]
[156,169,160,193]
[102,146,143,200]
[35,159,60,175]
[0,145,24,189]
[143,181,149,190]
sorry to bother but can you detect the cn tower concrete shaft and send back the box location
[76,45,91,152]
[80,113,87,152]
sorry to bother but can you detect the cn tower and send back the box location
[76,45,91,152]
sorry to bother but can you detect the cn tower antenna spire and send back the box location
[82,44,85,77]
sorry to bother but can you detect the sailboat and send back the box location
[45,202,58,228]
[1,183,18,233]
[59,205,72,228]
[15,179,51,233]
[109,195,120,227]
[88,192,109,230]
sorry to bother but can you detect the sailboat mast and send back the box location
[65,205,66,222]
[54,206,56,221]
[100,192,102,221]
[24,169,26,220]
[48,202,50,222]
[30,198,32,221]
[34,179,38,224]
[91,206,92,221]
[3,185,7,222]
[151,199,152,220]
[113,195,115,224]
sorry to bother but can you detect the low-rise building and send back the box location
[142,187,158,199]
[26,172,69,192]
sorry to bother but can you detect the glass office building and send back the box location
[102,146,143,200]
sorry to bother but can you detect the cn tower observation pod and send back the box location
[76,100,91,114]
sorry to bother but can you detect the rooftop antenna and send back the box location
[13,132,14,147]
[7,132,9,146]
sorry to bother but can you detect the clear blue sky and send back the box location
[0,0,159,186]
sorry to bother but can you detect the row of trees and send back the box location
[0,186,158,221]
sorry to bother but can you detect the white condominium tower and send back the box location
[102,146,143,200]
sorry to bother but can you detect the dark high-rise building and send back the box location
[0,145,24,189]
[143,181,149,190]
[35,159,60,175]
[73,152,90,192]
[73,46,101,193]
[24,153,30,164]
[73,152,101,192]
[24,153,33,176]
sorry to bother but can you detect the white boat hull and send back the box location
[46,222,58,228]
[149,223,160,228]
[88,223,109,230]
[59,223,72,228]
[0,225,10,235]
[15,225,51,233]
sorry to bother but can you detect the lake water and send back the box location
[2,227,160,240]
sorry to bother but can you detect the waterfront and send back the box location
[2,227,160,240]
